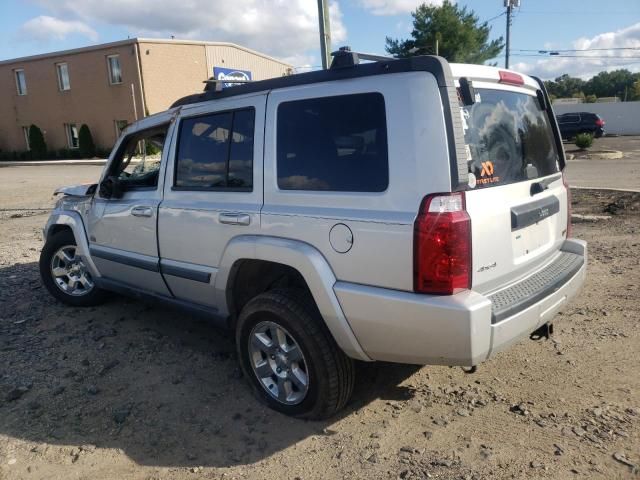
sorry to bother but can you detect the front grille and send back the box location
[488,251,584,323]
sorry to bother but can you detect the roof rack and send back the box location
[330,46,393,69]
[170,49,450,109]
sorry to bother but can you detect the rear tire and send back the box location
[236,289,355,420]
[39,230,108,307]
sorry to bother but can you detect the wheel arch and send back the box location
[44,211,101,278]
[215,235,371,361]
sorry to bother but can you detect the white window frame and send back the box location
[14,69,27,95]
[107,55,122,85]
[65,123,79,149]
[56,63,70,91]
[22,126,30,150]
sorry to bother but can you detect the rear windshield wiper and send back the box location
[530,173,562,196]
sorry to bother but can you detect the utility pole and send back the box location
[317,0,332,69]
[504,0,520,69]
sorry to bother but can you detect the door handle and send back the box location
[219,212,251,226]
[131,206,153,217]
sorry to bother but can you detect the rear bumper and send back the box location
[335,239,587,366]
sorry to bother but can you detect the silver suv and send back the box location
[40,52,587,419]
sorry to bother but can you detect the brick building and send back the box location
[0,38,291,153]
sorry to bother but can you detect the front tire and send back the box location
[236,289,355,420]
[39,229,108,307]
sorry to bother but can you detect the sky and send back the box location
[1,0,639,80]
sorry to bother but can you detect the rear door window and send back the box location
[461,89,560,188]
[276,93,388,192]
[175,108,255,190]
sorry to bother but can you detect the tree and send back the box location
[584,69,637,100]
[632,80,640,101]
[385,1,503,64]
[28,124,47,159]
[544,74,585,99]
[78,124,96,158]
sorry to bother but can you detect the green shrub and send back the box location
[28,124,47,159]
[575,133,594,150]
[78,124,96,158]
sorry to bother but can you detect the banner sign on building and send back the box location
[213,67,252,89]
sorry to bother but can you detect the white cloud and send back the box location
[18,15,98,42]
[29,0,346,67]
[512,22,640,80]
[358,0,443,16]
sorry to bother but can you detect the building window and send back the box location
[14,69,27,95]
[114,120,129,138]
[65,124,79,149]
[22,127,30,150]
[107,55,122,84]
[56,63,70,91]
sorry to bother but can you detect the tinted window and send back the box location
[175,109,254,190]
[558,114,579,123]
[277,93,388,192]
[228,109,255,188]
[461,89,560,189]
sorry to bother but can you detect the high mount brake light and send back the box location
[499,70,525,86]
[413,192,472,295]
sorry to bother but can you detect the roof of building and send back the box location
[0,38,292,67]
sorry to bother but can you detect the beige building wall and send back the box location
[139,40,292,113]
[0,41,144,152]
[0,39,292,155]
[205,44,291,82]
[137,41,209,114]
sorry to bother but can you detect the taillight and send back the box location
[414,192,472,295]
[562,171,572,238]
[595,118,604,127]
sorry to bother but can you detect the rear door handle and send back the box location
[219,212,251,226]
[131,206,153,217]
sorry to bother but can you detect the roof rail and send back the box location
[330,46,394,69]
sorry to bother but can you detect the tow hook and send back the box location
[530,322,554,341]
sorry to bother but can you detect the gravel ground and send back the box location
[0,189,638,480]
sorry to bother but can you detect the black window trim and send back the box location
[106,122,171,194]
[275,91,390,194]
[172,106,256,193]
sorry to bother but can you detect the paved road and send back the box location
[563,135,640,191]
[0,164,103,210]
[565,157,640,191]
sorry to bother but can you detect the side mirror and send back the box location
[99,176,123,199]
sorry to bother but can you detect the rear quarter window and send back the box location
[276,92,389,192]
[461,89,560,189]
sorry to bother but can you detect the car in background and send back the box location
[556,112,605,140]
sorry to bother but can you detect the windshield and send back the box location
[460,88,560,189]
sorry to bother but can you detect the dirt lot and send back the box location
[1,182,639,479]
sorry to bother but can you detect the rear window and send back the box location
[277,93,388,192]
[461,89,560,189]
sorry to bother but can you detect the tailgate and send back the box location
[458,85,568,294]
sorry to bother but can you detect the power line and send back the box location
[514,47,640,53]
[483,11,505,23]
[512,54,640,59]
